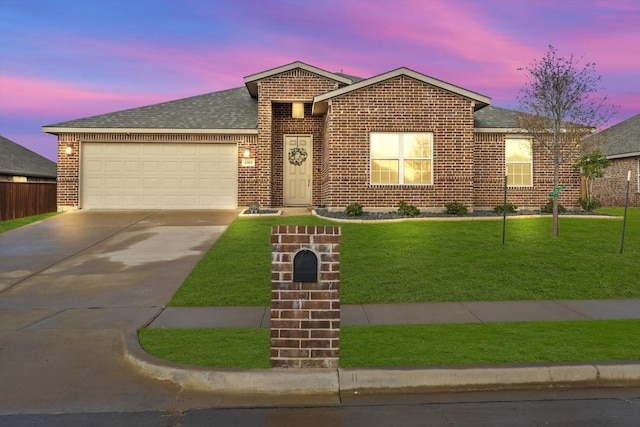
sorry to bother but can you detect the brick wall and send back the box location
[270,225,340,369]
[321,75,476,209]
[271,103,324,206]
[592,157,640,207]
[473,133,582,210]
[256,69,339,207]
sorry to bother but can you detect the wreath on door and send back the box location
[288,147,308,166]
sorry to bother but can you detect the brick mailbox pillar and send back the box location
[270,226,341,368]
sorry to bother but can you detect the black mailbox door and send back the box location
[293,250,318,282]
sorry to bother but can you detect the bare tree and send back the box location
[517,45,616,237]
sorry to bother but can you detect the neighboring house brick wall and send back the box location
[592,157,640,207]
[322,75,475,209]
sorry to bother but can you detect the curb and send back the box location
[123,332,640,395]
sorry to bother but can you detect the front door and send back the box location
[284,135,312,206]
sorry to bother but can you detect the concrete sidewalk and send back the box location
[147,299,640,329]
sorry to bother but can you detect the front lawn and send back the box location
[143,208,640,369]
[170,208,639,306]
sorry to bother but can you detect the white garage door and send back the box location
[81,143,237,209]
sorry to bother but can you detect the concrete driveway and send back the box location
[0,210,268,414]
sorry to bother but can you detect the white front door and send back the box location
[284,135,312,206]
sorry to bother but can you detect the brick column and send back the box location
[270,226,341,368]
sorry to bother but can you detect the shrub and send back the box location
[247,202,260,214]
[541,198,566,214]
[345,203,364,217]
[494,203,518,214]
[445,201,468,216]
[578,196,602,212]
[398,200,420,217]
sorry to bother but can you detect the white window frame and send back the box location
[370,132,433,185]
[505,138,533,187]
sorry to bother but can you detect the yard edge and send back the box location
[122,331,640,394]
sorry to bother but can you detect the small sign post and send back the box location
[502,175,508,245]
[620,171,631,254]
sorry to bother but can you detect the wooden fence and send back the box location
[0,182,57,221]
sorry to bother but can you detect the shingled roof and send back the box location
[587,114,640,159]
[0,135,57,179]
[474,105,522,129]
[42,64,526,133]
[43,87,258,133]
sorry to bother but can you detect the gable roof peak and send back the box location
[243,61,352,97]
[312,67,491,115]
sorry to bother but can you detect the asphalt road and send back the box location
[2,387,639,426]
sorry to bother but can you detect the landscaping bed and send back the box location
[313,207,609,221]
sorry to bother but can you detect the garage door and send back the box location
[81,143,237,209]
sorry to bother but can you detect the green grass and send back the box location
[0,212,60,233]
[340,320,640,367]
[170,208,640,306]
[139,328,271,369]
[146,208,640,368]
[139,319,640,368]
[170,215,331,306]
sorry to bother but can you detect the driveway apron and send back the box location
[0,210,238,414]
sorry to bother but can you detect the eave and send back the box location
[42,127,258,135]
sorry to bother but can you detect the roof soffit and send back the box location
[243,61,352,98]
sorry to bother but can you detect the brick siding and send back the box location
[592,157,640,207]
[473,133,582,210]
[322,75,476,209]
[270,225,340,368]
[256,69,339,207]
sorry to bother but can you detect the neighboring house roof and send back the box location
[43,87,258,134]
[587,114,640,159]
[0,135,57,178]
[313,67,491,115]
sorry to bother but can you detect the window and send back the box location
[370,132,433,185]
[505,138,532,186]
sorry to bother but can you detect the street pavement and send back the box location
[1,209,639,416]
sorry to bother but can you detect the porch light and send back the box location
[243,145,251,158]
[292,102,304,119]
[65,142,74,155]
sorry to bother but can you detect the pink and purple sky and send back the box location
[1,0,639,162]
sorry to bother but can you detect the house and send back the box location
[0,135,57,182]
[42,61,582,212]
[590,114,640,207]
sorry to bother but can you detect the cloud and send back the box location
[0,75,178,120]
